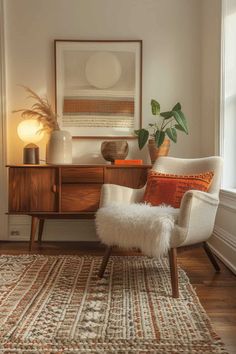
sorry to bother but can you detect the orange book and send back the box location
[114,159,143,165]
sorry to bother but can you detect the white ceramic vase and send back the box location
[46,130,72,164]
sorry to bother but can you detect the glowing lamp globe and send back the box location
[17,119,44,164]
[17,119,44,143]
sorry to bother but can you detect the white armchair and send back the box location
[97,156,223,298]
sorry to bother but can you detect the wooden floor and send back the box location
[0,241,236,354]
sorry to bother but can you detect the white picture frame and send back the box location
[54,40,142,138]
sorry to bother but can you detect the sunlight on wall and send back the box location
[222,0,236,189]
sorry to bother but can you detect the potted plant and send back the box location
[13,86,72,164]
[135,100,188,163]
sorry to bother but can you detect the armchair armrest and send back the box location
[99,184,146,207]
[175,190,219,247]
[181,190,219,207]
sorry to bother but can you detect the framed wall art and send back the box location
[54,40,142,138]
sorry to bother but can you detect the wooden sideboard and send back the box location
[7,164,151,250]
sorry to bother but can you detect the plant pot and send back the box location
[148,138,170,164]
[101,140,129,163]
[46,130,72,164]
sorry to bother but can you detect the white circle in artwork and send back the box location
[85,52,122,89]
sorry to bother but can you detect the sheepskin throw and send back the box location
[96,204,179,258]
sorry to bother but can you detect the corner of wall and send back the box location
[200,0,222,157]
[0,0,9,240]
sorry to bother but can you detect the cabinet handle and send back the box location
[52,184,57,193]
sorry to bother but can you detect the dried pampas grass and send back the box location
[13,86,59,133]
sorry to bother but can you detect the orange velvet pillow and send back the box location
[143,171,214,208]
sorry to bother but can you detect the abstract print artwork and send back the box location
[55,40,142,137]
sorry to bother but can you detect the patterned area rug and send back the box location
[0,255,227,353]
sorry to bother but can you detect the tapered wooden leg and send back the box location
[98,246,112,278]
[203,242,220,272]
[168,248,179,298]
[38,219,45,243]
[29,216,39,252]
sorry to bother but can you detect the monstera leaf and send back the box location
[166,127,177,143]
[151,100,160,115]
[155,130,165,147]
[135,128,149,150]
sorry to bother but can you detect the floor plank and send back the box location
[0,241,235,353]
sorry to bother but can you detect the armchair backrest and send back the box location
[152,156,223,196]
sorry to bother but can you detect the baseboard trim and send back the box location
[207,242,236,274]
[214,225,236,249]
[210,226,236,274]
[8,219,98,242]
[219,190,236,213]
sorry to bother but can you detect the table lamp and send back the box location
[17,119,44,164]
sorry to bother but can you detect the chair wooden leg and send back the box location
[38,219,45,243]
[168,248,179,298]
[98,246,112,278]
[29,216,39,252]
[203,242,220,272]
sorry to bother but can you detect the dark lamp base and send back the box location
[23,144,39,164]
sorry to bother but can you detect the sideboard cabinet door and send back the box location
[9,167,58,212]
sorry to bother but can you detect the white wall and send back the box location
[3,0,203,241]
[0,0,8,240]
[5,0,202,165]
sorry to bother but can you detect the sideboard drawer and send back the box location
[104,167,149,188]
[61,167,104,183]
[61,184,102,211]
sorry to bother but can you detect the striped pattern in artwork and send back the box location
[63,97,134,128]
